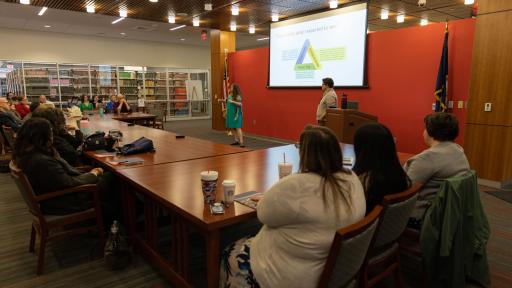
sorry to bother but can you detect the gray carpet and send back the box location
[486,190,512,204]
[164,119,290,150]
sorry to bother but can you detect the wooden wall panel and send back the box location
[464,124,512,182]
[210,30,235,131]
[478,0,512,15]
[466,10,512,126]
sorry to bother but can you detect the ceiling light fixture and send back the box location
[180,38,185,41]
[397,14,405,23]
[120,32,126,35]
[119,9,127,18]
[249,25,255,34]
[271,13,279,22]
[170,24,186,31]
[44,25,51,28]
[380,9,389,20]
[329,1,338,9]
[230,23,237,31]
[464,0,474,5]
[168,15,175,23]
[149,0,158,3]
[193,17,200,27]
[205,3,212,11]
[112,17,125,24]
[420,19,428,26]
[231,5,239,16]
[38,7,48,16]
[20,0,30,4]
[86,4,95,13]
[257,37,270,41]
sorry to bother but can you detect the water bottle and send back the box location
[99,107,104,117]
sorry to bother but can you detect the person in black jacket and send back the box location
[353,123,411,215]
[32,107,83,166]
[0,97,21,131]
[13,118,104,215]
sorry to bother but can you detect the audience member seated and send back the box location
[219,125,366,287]
[22,101,41,122]
[67,95,80,108]
[105,95,117,113]
[6,91,15,106]
[39,95,55,108]
[12,118,104,215]
[116,94,131,113]
[32,108,83,166]
[353,123,411,215]
[404,112,469,229]
[15,96,31,119]
[0,97,22,131]
[93,95,103,109]
[79,94,94,112]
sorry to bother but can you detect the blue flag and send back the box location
[435,26,449,112]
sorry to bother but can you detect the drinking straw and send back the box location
[283,153,286,163]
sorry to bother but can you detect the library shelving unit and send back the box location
[58,63,91,104]
[169,71,189,117]
[144,67,167,102]
[22,62,59,103]
[91,65,117,101]
[117,67,141,102]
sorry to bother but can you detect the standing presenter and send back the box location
[316,77,338,125]
[226,83,245,148]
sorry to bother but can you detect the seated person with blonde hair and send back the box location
[116,94,131,113]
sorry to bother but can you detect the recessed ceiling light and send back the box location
[205,3,212,11]
[180,38,185,41]
[193,17,200,27]
[170,24,186,31]
[329,1,338,9]
[120,32,126,35]
[257,37,270,41]
[380,10,389,20]
[149,0,158,3]
[230,23,237,31]
[272,13,279,22]
[397,14,405,23]
[119,9,127,18]
[464,0,474,5]
[231,5,239,16]
[44,25,51,28]
[420,19,428,26]
[249,25,255,34]
[112,17,125,24]
[20,0,30,4]
[168,15,175,23]
[86,5,95,13]
[38,7,48,16]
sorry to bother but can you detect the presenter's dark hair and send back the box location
[13,118,57,170]
[322,77,334,88]
[424,112,459,141]
[299,125,351,216]
[353,123,410,208]
[231,83,242,98]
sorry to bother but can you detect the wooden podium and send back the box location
[325,109,378,144]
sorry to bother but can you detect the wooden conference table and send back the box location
[79,113,413,288]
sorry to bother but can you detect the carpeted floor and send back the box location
[485,190,512,204]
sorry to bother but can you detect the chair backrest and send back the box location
[2,125,15,148]
[318,205,384,288]
[373,183,421,248]
[146,102,167,122]
[9,161,43,218]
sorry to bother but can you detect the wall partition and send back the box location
[1,60,211,120]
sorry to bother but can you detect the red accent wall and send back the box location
[229,19,475,154]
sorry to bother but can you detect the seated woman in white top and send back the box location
[219,125,366,288]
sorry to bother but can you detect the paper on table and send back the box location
[233,191,263,210]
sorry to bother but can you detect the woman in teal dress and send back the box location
[79,95,94,112]
[226,83,244,148]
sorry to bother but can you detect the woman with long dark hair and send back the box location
[13,118,103,215]
[353,123,411,214]
[219,125,365,287]
[225,83,245,147]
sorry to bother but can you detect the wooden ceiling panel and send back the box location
[1,0,474,33]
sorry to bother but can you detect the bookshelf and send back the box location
[4,61,210,120]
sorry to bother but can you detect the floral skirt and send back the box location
[219,237,260,288]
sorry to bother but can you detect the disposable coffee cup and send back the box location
[200,171,218,204]
[222,180,236,206]
[278,162,293,179]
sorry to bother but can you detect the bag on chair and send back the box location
[118,137,154,155]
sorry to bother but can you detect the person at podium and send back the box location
[316,77,338,125]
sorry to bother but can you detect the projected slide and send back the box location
[269,3,367,87]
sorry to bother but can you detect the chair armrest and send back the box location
[74,166,94,173]
[34,184,98,202]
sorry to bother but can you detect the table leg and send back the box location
[144,197,157,248]
[206,230,220,288]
